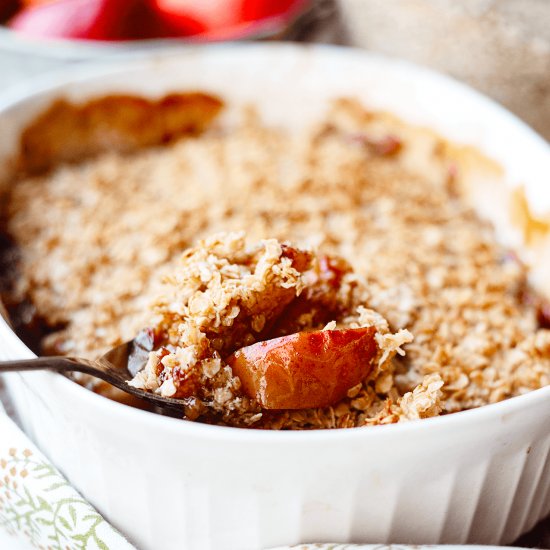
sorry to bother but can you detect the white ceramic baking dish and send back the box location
[1,44,550,550]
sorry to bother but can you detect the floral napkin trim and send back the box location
[0,412,136,550]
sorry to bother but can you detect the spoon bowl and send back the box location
[0,329,186,414]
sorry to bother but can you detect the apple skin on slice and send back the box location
[228,327,378,410]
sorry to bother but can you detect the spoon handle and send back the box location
[1,355,185,414]
[0,357,93,374]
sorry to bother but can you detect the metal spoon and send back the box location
[0,329,186,414]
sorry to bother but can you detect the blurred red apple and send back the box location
[151,0,308,38]
[151,0,242,34]
[9,0,203,40]
[8,0,308,41]
[21,0,58,6]
[0,0,20,22]
[9,0,137,39]
[242,0,306,22]
[120,0,205,39]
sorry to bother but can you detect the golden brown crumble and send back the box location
[128,232,412,425]
[2,96,550,429]
[17,93,223,174]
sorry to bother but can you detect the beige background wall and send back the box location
[338,0,550,141]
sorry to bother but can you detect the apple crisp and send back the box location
[127,232,413,426]
[1,95,549,429]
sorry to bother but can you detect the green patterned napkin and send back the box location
[0,409,136,550]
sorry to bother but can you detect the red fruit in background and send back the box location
[9,0,137,40]
[7,0,308,40]
[151,0,242,33]
[0,0,20,22]
[118,0,205,39]
[21,0,57,6]
[228,327,378,410]
[241,0,306,22]
[151,0,308,38]
[8,0,203,40]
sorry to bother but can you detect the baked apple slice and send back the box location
[228,327,378,410]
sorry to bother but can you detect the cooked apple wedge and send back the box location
[228,327,378,409]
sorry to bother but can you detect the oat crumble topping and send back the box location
[2,97,549,429]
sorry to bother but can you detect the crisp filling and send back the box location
[3,97,550,429]
[128,233,414,425]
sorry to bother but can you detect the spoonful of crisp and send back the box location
[0,234,403,421]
